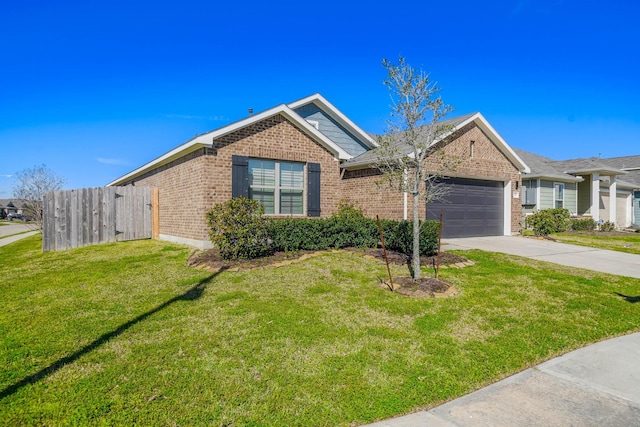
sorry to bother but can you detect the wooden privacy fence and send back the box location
[43,187,159,252]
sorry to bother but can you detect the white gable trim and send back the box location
[288,93,378,149]
[108,104,351,186]
[441,113,530,174]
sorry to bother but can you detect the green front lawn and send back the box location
[552,231,640,255]
[1,236,639,426]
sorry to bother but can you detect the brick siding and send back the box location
[120,117,522,245]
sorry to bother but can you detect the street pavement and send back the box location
[0,222,38,247]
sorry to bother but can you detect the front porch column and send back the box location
[591,173,600,222]
[609,175,617,225]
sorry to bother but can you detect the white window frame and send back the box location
[249,159,305,215]
[554,182,565,208]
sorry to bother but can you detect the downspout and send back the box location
[403,168,408,220]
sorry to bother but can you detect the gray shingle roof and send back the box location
[616,170,640,188]
[599,155,640,170]
[341,112,478,169]
[513,149,582,182]
[553,157,626,175]
[515,149,640,189]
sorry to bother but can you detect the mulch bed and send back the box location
[187,249,320,271]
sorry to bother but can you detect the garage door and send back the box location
[599,192,631,228]
[426,177,504,238]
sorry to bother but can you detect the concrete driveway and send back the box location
[442,236,640,278]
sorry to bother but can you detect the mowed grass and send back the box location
[1,236,639,426]
[552,231,640,255]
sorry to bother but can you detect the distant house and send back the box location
[108,94,529,248]
[515,149,640,228]
[0,200,24,218]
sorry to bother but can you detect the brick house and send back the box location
[108,94,530,248]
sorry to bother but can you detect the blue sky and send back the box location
[2,0,639,197]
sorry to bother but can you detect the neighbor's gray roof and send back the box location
[554,157,626,175]
[514,149,582,182]
[614,170,640,188]
[516,149,640,188]
[598,156,640,188]
[599,155,640,170]
[597,175,639,190]
[341,113,478,169]
[0,199,23,208]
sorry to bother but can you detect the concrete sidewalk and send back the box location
[0,223,38,247]
[367,332,640,426]
[442,235,640,278]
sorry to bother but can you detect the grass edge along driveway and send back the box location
[551,231,640,255]
[1,235,639,426]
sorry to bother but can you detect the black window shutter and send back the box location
[307,162,321,217]
[231,155,249,198]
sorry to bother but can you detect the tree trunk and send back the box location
[412,192,420,279]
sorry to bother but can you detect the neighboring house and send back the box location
[108,94,530,248]
[515,149,640,228]
[0,200,24,218]
[599,155,640,227]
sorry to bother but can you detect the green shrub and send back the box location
[325,201,377,249]
[267,218,328,252]
[599,221,616,232]
[570,217,597,231]
[267,200,439,257]
[267,201,377,252]
[380,220,439,256]
[206,197,274,260]
[526,208,570,236]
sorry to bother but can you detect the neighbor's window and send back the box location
[554,182,564,208]
[248,159,304,215]
[523,179,537,205]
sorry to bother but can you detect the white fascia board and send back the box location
[470,113,531,174]
[107,104,351,186]
[107,136,208,186]
[207,103,351,160]
[287,93,378,148]
[424,112,530,174]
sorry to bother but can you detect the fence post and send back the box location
[152,187,159,240]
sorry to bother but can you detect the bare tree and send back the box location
[13,164,65,231]
[374,57,456,279]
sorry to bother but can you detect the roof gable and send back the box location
[342,112,530,173]
[108,100,353,186]
[287,94,377,152]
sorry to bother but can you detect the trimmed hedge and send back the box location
[570,217,596,231]
[209,198,440,259]
[268,217,439,256]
